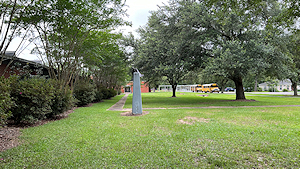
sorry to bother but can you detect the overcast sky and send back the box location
[9,0,168,60]
[120,0,168,35]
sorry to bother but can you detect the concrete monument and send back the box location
[132,69,143,114]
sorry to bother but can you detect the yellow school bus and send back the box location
[191,84,203,92]
[196,84,202,92]
[202,83,220,93]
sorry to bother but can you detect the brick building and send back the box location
[121,81,150,93]
[0,51,49,78]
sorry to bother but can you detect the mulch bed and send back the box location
[0,127,21,152]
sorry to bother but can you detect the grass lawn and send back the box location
[123,92,300,108]
[0,93,300,168]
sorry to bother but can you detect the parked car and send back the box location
[225,87,235,92]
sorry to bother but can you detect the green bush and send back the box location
[268,88,279,92]
[74,81,96,107]
[94,90,104,102]
[1,76,76,124]
[10,77,55,124]
[48,82,75,118]
[108,88,117,98]
[0,76,16,126]
[282,89,289,92]
[94,86,117,102]
[257,87,262,92]
[96,87,117,100]
[100,88,110,99]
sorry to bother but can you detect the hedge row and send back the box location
[0,76,118,126]
[73,80,118,107]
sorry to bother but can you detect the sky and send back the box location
[120,0,168,35]
[8,0,168,61]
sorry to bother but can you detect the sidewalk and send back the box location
[107,93,129,111]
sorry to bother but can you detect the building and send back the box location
[158,85,197,92]
[0,51,49,78]
[121,81,150,93]
[258,79,300,91]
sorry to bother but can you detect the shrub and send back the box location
[244,87,253,92]
[48,81,75,118]
[0,76,16,126]
[268,88,279,92]
[282,89,289,92]
[10,77,55,124]
[108,88,117,98]
[100,88,110,99]
[94,87,117,101]
[257,87,262,92]
[94,90,104,102]
[74,80,96,107]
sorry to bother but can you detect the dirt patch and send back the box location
[197,95,209,97]
[120,111,149,116]
[178,116,210,125]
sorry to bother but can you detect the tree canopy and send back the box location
[26,0,129,90]
[132,0,294,99]
[134,1,209,97]
[1,0,131,93]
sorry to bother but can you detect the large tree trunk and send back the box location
[172,84,177,97]
[292,82,298,96]
[233,76,246,100]
[148,83,151,92]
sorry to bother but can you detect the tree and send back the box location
[134,1,209,97]
[180,69,202,85]
[286,33,300,96]
[86,31,130,90]
[27,0,128,91]
[180,0,289,100]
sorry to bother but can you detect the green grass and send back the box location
[123,92,300,108]
[1,93,300,168]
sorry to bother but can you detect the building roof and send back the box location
[2,51,46,68]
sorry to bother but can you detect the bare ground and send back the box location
[120,111,149,116]
[178,116,210,125]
